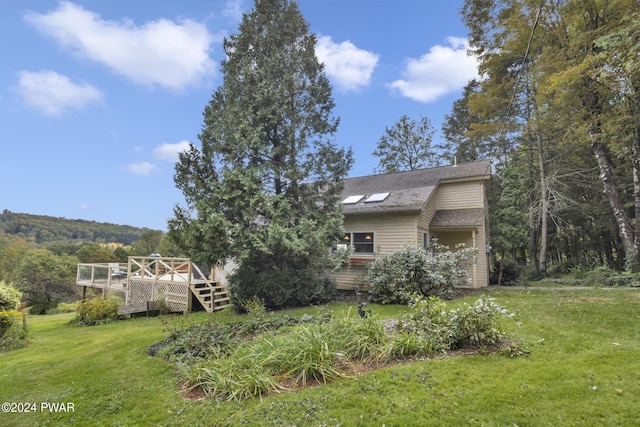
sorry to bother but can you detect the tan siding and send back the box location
[344,213,418,254]
[332,213,419,288]
[418,195,438,243]
[436,182,484,210]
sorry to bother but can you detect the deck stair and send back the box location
[190,282,230,312]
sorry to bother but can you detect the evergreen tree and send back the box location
[169,0,352,309]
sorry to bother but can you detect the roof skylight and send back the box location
[342,195,365,204]
[364,192,391,203]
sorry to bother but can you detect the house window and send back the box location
[341,232,374,253]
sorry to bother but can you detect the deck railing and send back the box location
[76,262,128,295]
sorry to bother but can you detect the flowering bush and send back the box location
[0,281,22,312]
[366,243,477,304]
[0,310,29,351]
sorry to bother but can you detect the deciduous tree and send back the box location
[372,114,436,174]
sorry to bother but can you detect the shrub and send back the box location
[49,301,80,314]
[0,310,29,351]
[392,295,516,355]
[366,243,477,304]
[449,297,515,348]
[229,255,335,311]
[0,281,22,311]
[75,297,123,326]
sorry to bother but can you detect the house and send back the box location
[332,159,492,290]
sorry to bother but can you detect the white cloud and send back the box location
[315,35,379,92]
[222,0,245,21]
[388,37,479,103]
[127,162,156,175]
[24,1,216,91]
[17,70,103,116]
[153,140,191,163]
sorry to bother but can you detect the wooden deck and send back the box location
[76,257,230,313]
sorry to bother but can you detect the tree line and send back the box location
[0,210,154,245]
[445,0,640,280]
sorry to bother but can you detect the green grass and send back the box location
[1,289,639,426]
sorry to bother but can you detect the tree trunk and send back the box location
[537,133,548,277]
[592,139,639,272]
[632,119,640,269]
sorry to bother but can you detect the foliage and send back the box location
[74,297,123,326]
[366,243,477,303]
[130,230,164,256]
[16,249,78,314]
[447,296,514,349]
[52,301,80,313]
[0,280,22,311]
[75,243,120,263]
[460,0,640,273]
[169,0,352,310]
[154,312,302,362]
[489,258,524,286]
[0,209,151,245]
[229,254,336,310]
[168,295,517,401]
[439,79,493,164]
[392,295,516,356]
[372,114,437,173]
[0,310,29,351]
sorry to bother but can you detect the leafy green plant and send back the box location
[74,297,123,326]
[155,312,301,363]
[448,296,515,348]
[241,296,267,316]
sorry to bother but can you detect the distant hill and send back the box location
[0,210,157,245]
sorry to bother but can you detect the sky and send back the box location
[1,0,478,231]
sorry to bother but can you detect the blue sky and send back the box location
[1,0,478,230]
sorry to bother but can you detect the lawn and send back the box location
[1,287,639,426]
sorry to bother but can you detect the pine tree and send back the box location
[169,0,353,309]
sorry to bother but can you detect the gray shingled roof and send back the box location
[429,208,486,227]
[341,159,491,215]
